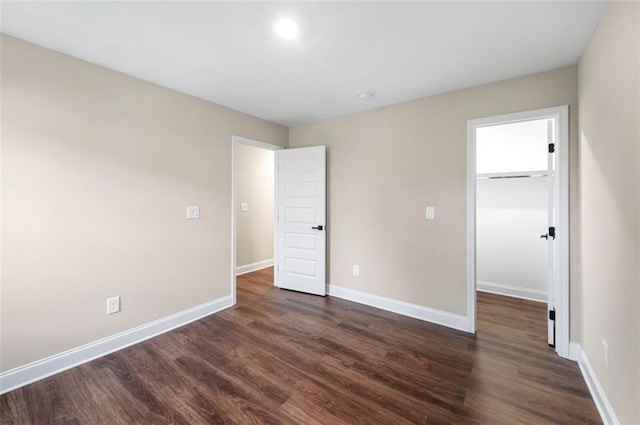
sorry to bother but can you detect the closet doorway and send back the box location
[467,106,570,358]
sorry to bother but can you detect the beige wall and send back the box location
[577,1,639,423]
[290,67,580,323]
[6,15,637,423]
[0,35,288,372]
[236,144,275,268]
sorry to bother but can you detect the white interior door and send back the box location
[276,146,326,296]
[546,119,558,346]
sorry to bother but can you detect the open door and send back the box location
[546,120,558,347]
[275,146,326,296]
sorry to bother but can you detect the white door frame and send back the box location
[230,135,283,305]
[466,105,570,359]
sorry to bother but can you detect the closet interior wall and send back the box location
[476,119,551,302]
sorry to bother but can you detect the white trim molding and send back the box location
[236,258,274,276]
[477,280,547,303]
[571,343,620,425]
[329,285,468,332]
[569,341,582,362]
[0,295,233,395]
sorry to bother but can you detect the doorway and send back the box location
[231,136,282,304]
[231,136,328,303]
[467,106,570,358]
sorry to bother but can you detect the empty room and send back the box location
[1,1,638,424]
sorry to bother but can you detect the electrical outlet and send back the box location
[107,296,120,315]
[353,265,360,276]
[602,340,609,368]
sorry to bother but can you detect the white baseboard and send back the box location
[569,341,582,362]
[0,294,234,395]
[236,258,274,276]
[328,284,468,332]
[571,342,619,425]
[477,280,547,303]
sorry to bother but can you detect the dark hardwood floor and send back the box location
[1,267,601,424]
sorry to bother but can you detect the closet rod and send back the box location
[476,173,548,180]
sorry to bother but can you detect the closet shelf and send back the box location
[476,170,549,180]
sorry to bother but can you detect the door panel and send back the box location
[276,146,326,296]
[547,119,557,346]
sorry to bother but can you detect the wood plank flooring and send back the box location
[1,268,601,424]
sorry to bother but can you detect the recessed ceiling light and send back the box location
[275,17,299,39]
[358,92,376,100]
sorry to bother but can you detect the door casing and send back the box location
[466,105,570,359]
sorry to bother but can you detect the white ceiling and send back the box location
[1,1,605,127]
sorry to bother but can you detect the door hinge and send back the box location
[549,310,556,321]
[549,226,556,240]
[548,143,555,153]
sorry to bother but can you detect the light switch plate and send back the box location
[240,203,249,212]
[426,206,435,220]
[186,206,200,219]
